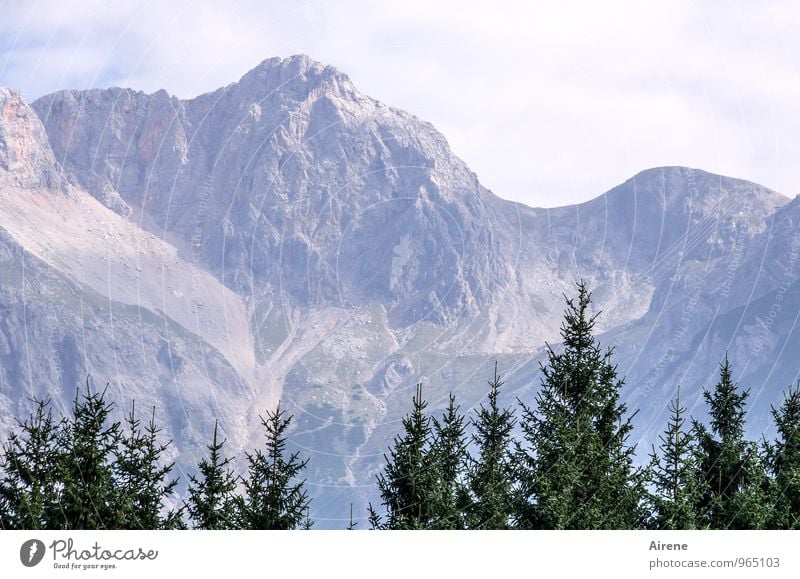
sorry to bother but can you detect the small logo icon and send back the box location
[20,539,46,567]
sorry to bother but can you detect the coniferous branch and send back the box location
[239,403,311,530]
[765,382,800,528]
[55,378,123,530]
[0,398,65,529]
[692,355,770,529]
[517,281,645,529]
[346,502,357,530]
[429,393,470,529]
[115,403,181,529]
[646,387,704,529]
[374,384,437,529]
[467,362,516,529]
[367,502,384,530]
[186,420,241,529]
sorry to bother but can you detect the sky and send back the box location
[0,0,798,207]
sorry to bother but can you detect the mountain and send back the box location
[0,56,797,526]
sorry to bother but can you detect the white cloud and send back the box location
[1,0,798,206]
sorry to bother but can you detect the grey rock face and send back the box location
[0,89,63,190]
[0,55,796,526]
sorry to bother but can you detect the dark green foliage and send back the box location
[56,380,123,529]
[693,356,770,529]
[346,503,357,530]
[239,404,311,529]
[0,398,64,529]
[301,507,313,530]
[186,421,241,529]
[466,363,516,529]
[0,379,314,531]
[646,388,704,529]
[116,404,181,529]
[0,378,191,530]
[374,384,437,529]
[366,502,383,530]
[517,281,644,529]
[765,383,800,528]
[429,394,470,529]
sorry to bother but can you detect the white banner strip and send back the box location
[1,530,797,578]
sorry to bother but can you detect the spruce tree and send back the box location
[346,503,357,530]
[0,399,64,529]
[239,403,311,529]
[518,281,644,529]
[467,363,516,529]
[374,384,437,529]
[1,377,183,530]
[646,388,703,529]
[430,393,470,529]
[693,355,769,529]
[765,383,800,528]
[56,380,123,529]
[301,507,313,530]
[115,404,181,529]
[367,502,385,530]
[186,421,241,529]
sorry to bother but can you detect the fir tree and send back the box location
[301,507,313,530]
[55,380,123,529]
[186,421,241,530]
[765,382,800,528]
[646,388,703,529]
[467,363,516,529]
[115,404,181,529]
[693,355,769,529]
[518,281,644,529]
[367,502,384,530]
[346,503,357,530]
[0,398,64,529]
[430,393,470,529]
[374,384,437,529]
[239,403,311,529]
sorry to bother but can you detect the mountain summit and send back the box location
[0,56,797,526]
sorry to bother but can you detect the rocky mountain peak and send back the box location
[0,88,63,190]
[233,54,360,106]
[3,57,800,526]
[606,166,786,207]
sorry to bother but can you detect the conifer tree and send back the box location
[367,502,384,530]
[765,382,800,528]
[429,393,470,529]
[1,377,182,531]
[517,281,644,529]
[0,399,64,529]
[467,363,516,529]
[301,507,313,530]
[693,355,769,529]
[56,380,123,529]
[115,404,181,529]
[186,421,241,529]
[346,503,357,530]
[239,403,311,529]
[646,388,703,529]
[374,384,437,529]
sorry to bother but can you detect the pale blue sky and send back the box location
[1,0,798,206]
